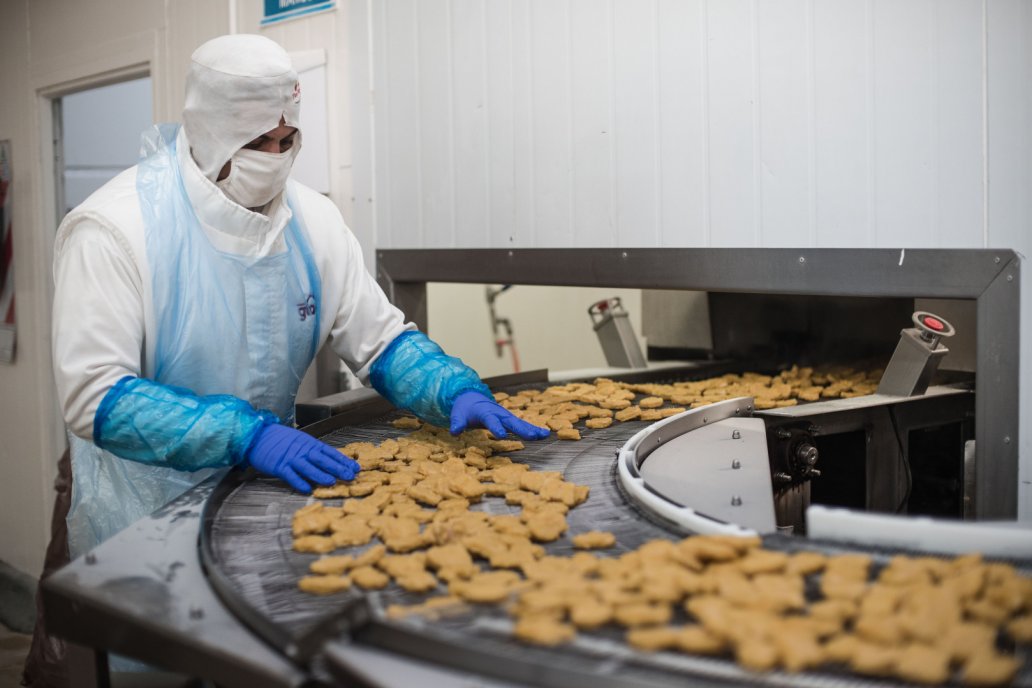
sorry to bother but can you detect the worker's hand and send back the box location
[246,424,360,494]
[449,391,550,440]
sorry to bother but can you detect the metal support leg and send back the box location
[67,643,110,688]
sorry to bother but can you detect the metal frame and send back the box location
[757,387,975,516]
[43,471,524,688]
[376,248,1021,519]
[42,473,310,688]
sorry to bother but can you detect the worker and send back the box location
[25,34,547,686]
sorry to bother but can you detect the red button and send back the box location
[923,316,944,331]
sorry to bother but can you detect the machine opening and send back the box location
[809,430,867,511]
[907,420,973,518]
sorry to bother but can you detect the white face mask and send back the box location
[216,146,298,209]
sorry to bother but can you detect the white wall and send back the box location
[350,0,1032,518]
[0,0,45,579]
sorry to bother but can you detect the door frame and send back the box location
[30,30,156,534]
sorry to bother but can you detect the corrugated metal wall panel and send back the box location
[417,0,455,247]
[986,0,1032,520]
[348,0,376,266]
[363,0,997,252]
[757,0,811,248]
[987,0,1031,251]
[531,0,574,247]
[571,0,616,247]
[382,0,422,247]
[452,0,490,248]
[871,0,936,247]
[484,0,517,246]
[510,0,535,246]
[656,0,706,247]
[812,0,871,247]
[934,0,985,248]
[613,0,660,247]
[705,0,757,247]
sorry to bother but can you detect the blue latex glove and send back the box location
[449,391,550,440]
[246,424,360,494]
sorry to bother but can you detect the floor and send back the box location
[1,558,197,687]
[0,625,30,688]
[0,623,204,688]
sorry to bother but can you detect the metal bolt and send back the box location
[774,472,792,484]
[731,496,742,506]
[702,417,708,423]
[621,251,628,259]
[189,606,204,620]
[808,469,822,478]
[84,553,97,565]
[995,256,1001,264]
[796,443,819,466]
[798,256,806,263]
[508,250,514,258]
[731,460,742,469]
[1004,436,1011,445]
[776,428,791,440]
[732,429,741,440]
[1008,274,1014,282]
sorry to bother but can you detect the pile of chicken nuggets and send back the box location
[292,374,1030,686]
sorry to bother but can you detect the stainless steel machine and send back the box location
[42,248,1026,688]
[373,247,1020,521]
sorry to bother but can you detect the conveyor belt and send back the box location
[201,382,1032,688]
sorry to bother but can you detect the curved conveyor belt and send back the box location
[200,382,1032,688]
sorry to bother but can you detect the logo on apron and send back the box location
[297,293,316,321]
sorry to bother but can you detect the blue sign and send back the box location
[262,0,335,26]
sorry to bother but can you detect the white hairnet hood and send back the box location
[183,34,301,181]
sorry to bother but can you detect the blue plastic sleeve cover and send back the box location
[94,376,278,471]
[369,330,492,428]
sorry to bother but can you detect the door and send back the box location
[56,76,152,216]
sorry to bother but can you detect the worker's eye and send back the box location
[243,139,265,150]
[280,135,296,151]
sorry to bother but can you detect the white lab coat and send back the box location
[52,127,410,555]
